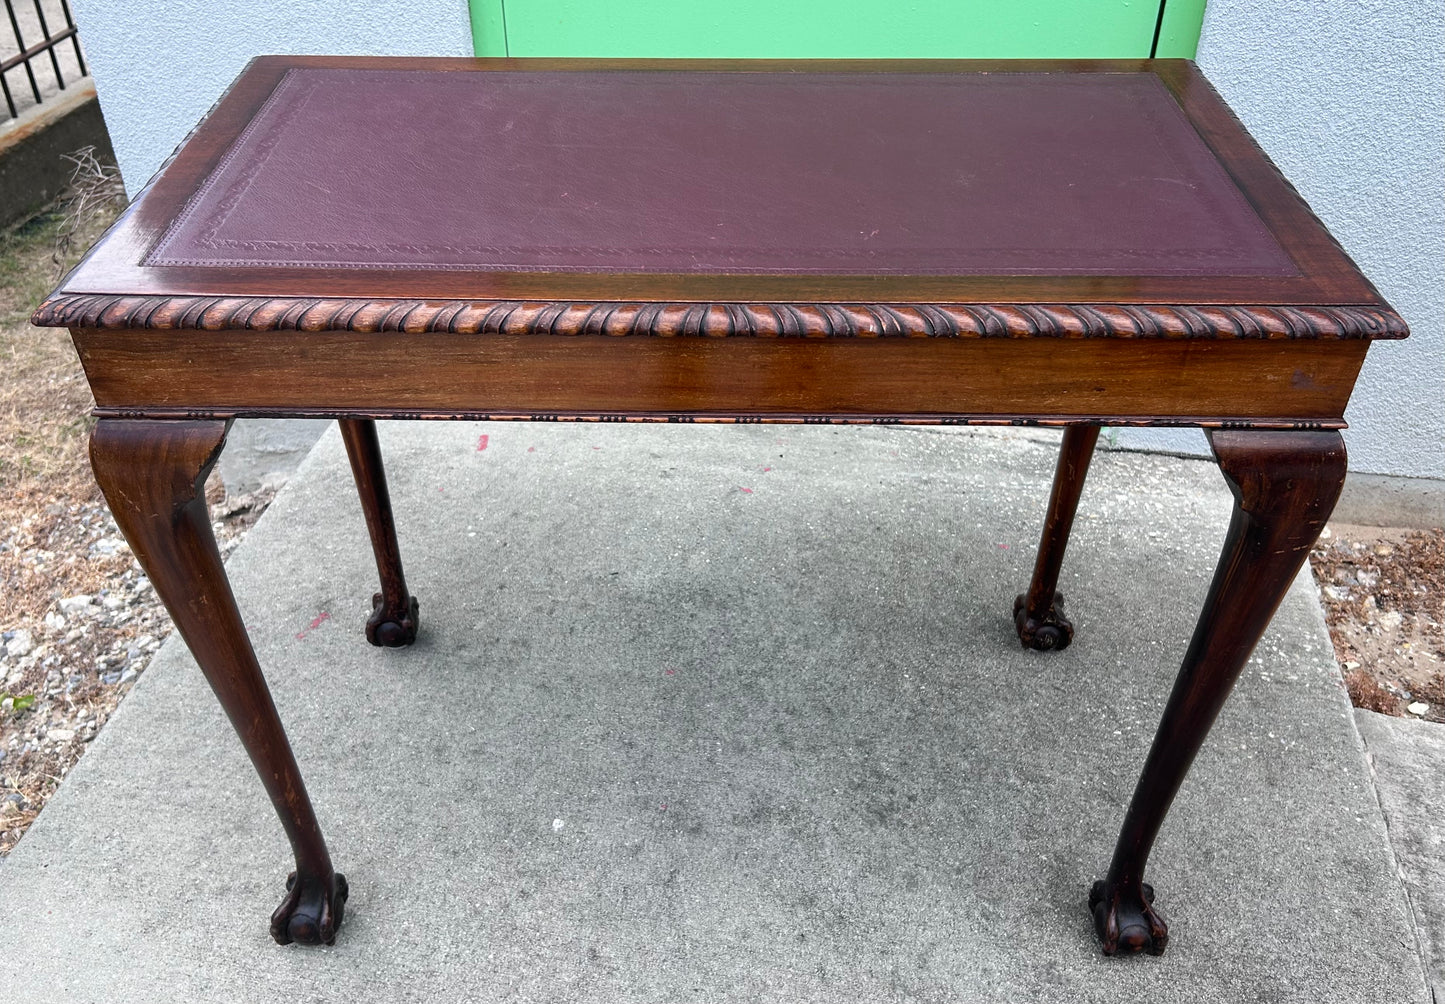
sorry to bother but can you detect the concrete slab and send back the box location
[0,424,1427,1003]
[217,417,333,498]
[1356,709,1445,1002]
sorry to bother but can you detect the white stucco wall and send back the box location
[1118,0,1445,481]
[69,0,473,194]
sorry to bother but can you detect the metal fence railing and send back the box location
[1,0,86,122]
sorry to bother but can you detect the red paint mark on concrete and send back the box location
[476,434,489,452]
[592,446,601,451]
[997,543,1010,549]
[660,804,667,810]
[296,611,331,640]
[528,446,536,453]
[740,487,753,494]
[665,669,676,676]
[762,466,772,472]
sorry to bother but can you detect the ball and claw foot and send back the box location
[1090,879,1169,956]
[271,870,349,946]
[1013,591,1075,651]
[365,593,419,647]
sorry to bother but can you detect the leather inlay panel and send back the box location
[146,68,1297,278]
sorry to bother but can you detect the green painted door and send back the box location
[470,1,1206,60]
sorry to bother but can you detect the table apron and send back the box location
[73,329,1366,428]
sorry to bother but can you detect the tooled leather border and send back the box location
[32,294,1407,339]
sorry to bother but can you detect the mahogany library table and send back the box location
[33,56,1406,955]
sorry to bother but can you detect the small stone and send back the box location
[4,630,32,657]
[1408,702,1429,716]
[47,728,75,743]
[1378,610,1403,630]
[1375,544,1394,557]
[58,594,94,614]
[1323,585,1351,601]
[42,611,66,633]
[89,537,128,556]
[552,818,565,831]
[119,668,137,684]
[101,594,125,610]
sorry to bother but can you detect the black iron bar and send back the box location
[1,1,89,120]
[29,0,64,89]
[3,0,43,104]
[0,24,77,74]
[57,0,81,74]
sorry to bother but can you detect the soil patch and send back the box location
[1310,525,1445,723]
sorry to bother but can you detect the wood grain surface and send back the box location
[72,328,1368,426]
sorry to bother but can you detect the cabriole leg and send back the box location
[90,419,348,946]
[1090,429,1346,955]
[1015,424,1101,650]
[339,419,419,647]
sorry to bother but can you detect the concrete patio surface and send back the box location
[0,423,1429,1003]
[1356,709,1445,1002]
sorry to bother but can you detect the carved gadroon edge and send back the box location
[32,294,1407,340]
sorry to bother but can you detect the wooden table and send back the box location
[33,56,1405,955]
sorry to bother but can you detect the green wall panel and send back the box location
[1154,0,1208,58]
[471,0,507,56]
[469,1,1188,59]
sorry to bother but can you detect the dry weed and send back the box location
[0,145,126,493]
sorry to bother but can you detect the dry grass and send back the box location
[1,150,127,615]
[1344,667,1403,716]
[0,155,273,854]
[0,146,125,496]
[0,151,134,850]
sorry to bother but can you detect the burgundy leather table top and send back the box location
[36,57,1403,342]
[146,68,1295,277]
